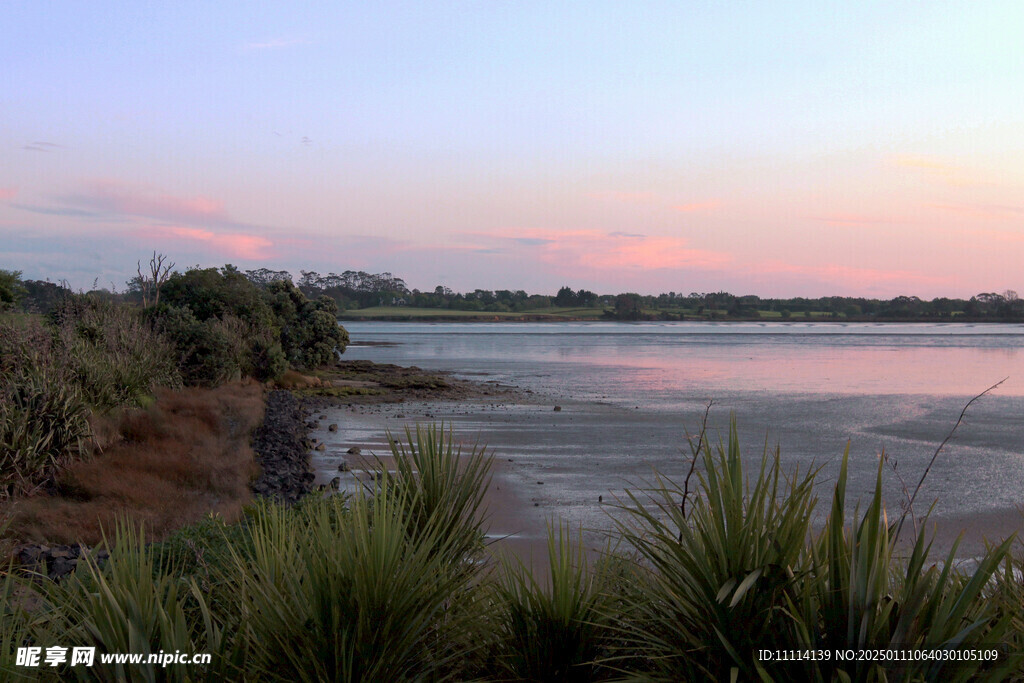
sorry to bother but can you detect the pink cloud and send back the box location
[473,228,731,272]
[889,155,985,188]
[0,188,16,201]
[78,180,228,223]
[810,212,921,226]
[146,225,274,260]
[754,259,946,290]
[673,200,721,213]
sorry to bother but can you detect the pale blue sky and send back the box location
[3,2,1023,296]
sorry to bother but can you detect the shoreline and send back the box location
[339,315,1024,324]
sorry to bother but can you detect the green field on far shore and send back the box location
[341,306,608,320]
[339,306,845,321]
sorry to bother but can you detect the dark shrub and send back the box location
[265,280,348,368]
[157,306,240,386]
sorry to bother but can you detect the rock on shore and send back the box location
[250,390,315,505]
[15,544,111,581]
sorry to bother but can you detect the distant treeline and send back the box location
[8,268,1024,321]
[243,268,1024,321]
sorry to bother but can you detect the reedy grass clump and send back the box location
[9,521,228,682]
[215,489,486,682]
[49,294,181,411]
[612,421,819,681]
[489,522,617,682]
[382,423,493,567]
[612,420,1019,681]
[0,296,180,498]
[787,456,1019,682]
[0,513,34,681]
[0,359,91,498]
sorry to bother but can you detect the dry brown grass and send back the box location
[274,369,324,389]
[4,381,265,545]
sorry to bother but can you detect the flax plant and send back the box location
[51,296,181,411]
[785,455,1017,682]
[489,522,616,682]
[27,522,229,682]
[611,420,818,681]
[382,423,493,567]
[0,362,91,497]
[216,489,486,682]
[0,512,36,681]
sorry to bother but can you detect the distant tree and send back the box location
[555,286,577,307]
[17,280,68,314]
[576,289,598,306]
[0,269,27,311]
[245,268,293,287]
[612,293,643,320]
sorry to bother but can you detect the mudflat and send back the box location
[304,362,1024,564]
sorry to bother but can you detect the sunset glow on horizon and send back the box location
[3,2,1023,298]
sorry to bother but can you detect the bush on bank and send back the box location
[157,266,348,384]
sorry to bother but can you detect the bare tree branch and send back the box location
[137,252,175,308]
[149,251,175,308]
[894,377,1007,543]
[136,260,151,308]
[678,400,714,541]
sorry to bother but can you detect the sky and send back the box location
[2,1,1023,298]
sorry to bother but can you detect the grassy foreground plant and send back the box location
[489,522,616,682]
[16,522,230,682]
[382,423,493,566]
[612,419,1019,682]
[0,362,91,498]
[613,420,818,681]
[216,488,486,682]
[787,455,1018,682]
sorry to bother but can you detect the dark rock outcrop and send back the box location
[250,390,315,505]
[15,544,110,581]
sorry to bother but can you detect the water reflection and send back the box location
[344,322,1024,397]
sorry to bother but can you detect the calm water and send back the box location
[336,321,1024,528]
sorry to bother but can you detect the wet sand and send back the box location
[307,386,1024,565]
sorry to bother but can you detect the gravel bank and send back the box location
[250,390,315,505]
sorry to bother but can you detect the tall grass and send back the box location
[382,423,493,567]
[215,490,486,682]
[612,421,819,681]
[0,296,181,498]
[9,382,264,545]
[27,523,228,682]
[612,420,1019,681]
[0,361,91,498]
[788,455,1018,682]
[489,523,616,681]
[49,295,181,411]
[0,513,34,681]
